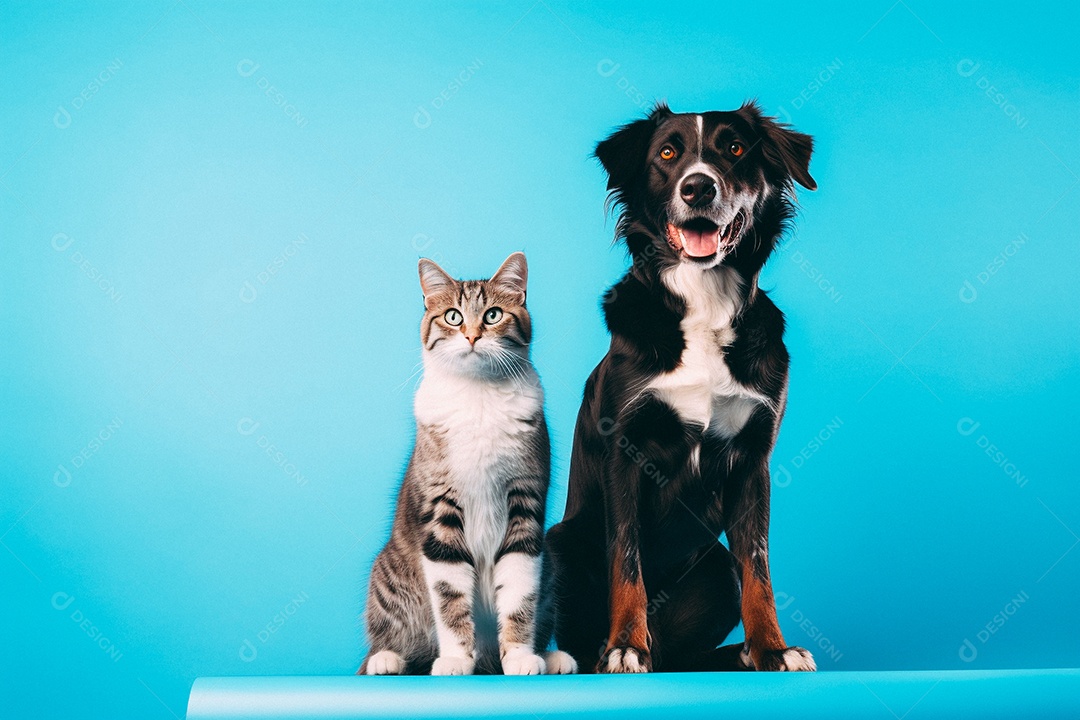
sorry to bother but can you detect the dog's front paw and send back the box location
[431,655,475,676]
[501,648,546,676]
[754,646,816,672]
[597,646,651,673]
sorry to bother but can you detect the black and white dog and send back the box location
[546,102,818,673]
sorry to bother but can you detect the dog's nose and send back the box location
[680,174,717,208]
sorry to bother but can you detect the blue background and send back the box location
[2,1,1077,717]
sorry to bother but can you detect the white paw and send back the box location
[431,655,475,676]
[543,650,578,675]
[779,647,817,671]
[602,647,649,673]
[365,650,405,675]
[502,649,546,676]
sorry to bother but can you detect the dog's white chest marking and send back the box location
[647,265,768,438]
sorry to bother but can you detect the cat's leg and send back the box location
[360,545,423,675]
[493,482,549,675]
[493,552,546,674]
[422,557,477,674]
[419,482,479,675]
[422,555,478,675]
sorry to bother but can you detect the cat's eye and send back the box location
[659,145,678,161]
[443,308,463,326]
[484,308,503,325]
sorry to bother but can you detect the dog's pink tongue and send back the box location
[682,228,720,257]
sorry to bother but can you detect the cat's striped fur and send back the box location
[359,253,576,676]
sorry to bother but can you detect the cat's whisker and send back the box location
[494,352,523,386]
[397,362,426,391]
[492,347,531,387]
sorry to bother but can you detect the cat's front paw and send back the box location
[597,645,651,673]
[753,646,816,672]
[501,648,546,676]
[431,655,475,676]
[543,650,578,674]
[363,650,405,675]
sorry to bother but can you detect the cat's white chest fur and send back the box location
[646,264,769,438]
[414,368,543,569]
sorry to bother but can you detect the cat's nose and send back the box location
[463,329,481,346]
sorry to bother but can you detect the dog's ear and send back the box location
[738,100,816,191]
[594,103,671,191]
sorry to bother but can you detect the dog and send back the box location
[545,101,818,673]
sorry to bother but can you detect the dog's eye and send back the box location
[484,308,503,325]
[659,145,678,161]
[729,142,745,157]
[443,309,463,326]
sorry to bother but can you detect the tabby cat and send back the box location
[359,252,576,676]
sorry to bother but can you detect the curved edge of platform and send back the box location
[186,668,1080,720]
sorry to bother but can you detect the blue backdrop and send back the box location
[2,2,1077,718]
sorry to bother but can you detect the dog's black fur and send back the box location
[546,101,818,673]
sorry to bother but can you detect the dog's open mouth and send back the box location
[666,214,745,259]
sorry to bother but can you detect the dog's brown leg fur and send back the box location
[726,465,817,672]
[598,555,651,672]
[738,554,785,667]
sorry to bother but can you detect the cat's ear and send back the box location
[490,252,528,303]
[418,258,455,306]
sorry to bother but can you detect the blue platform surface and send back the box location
[187,669,1080,719]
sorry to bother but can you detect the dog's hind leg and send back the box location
[684,644,755,671]
[545,516,609,673]
[646,541,743,672]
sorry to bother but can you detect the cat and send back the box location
[359,252,577,676]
